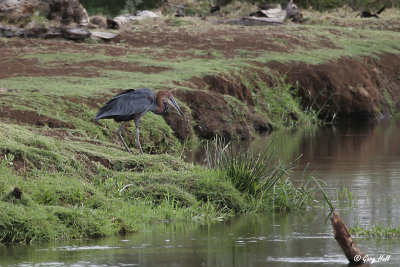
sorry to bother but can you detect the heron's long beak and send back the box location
[168,97,185,117]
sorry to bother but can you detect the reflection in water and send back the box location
[1,119,400,266]
[1,213,398,266]
[288,120,400,228]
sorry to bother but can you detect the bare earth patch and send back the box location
[265,53,400,119]
[119,27,338,57]
[0,107,75,128]
[0,58,171,79]
[174,89,270,140]
[0,24,338,60]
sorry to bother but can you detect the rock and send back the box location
[0,25,16,37]
[0,0,90,25]
[113,14,135,25]
[91,31,118,41]
[62,27,90,41]
[90,16,107,28]
[22,25,48,38]
[244,0,303,24]
[47,0,89,25]
[106,17,119,29]
[114,11,161,26]
[0,0,38,22]
[242,15,286,25]
[135,10,160,19]
[44,26,63,38]
[89,16,119,29]
[174,3,184,17]
[215,0,303,26]
[248,4,284,18]
[0,24,90,41]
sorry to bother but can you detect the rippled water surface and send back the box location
[1,119,400,266]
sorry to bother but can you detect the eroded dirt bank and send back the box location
[172,53,400,141]
[2,53,399,144]
[1,34,399,145]
[267,53,400,120]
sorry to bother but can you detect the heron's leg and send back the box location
[134,119,144,155]
[117,121,131,153]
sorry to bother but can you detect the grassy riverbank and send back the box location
[2,10,400,243]
[0,125,320,243]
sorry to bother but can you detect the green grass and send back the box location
[1,14,400,243]
[335,187,357,208]
[242,72,321,128]
[205,138,322,212]
[0,150,242,243]
[350,224,400,239]
[0,122,326,243]
[252,25,400,65]
[0,119,245,243]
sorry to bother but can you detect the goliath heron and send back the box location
[95,88,184,154]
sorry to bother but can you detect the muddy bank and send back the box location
[0,107,75,129]
[176,53,400,140]
[266,53,400,120]
[1,36,399,144]
[173,89,269,140]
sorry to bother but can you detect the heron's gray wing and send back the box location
[95,88,155,121]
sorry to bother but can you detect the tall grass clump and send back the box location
[206,137,322,212]
[241,73,321,128]
[350,223,400,239]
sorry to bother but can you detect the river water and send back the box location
[1,119,400,266]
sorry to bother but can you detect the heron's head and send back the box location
[159,91,185,117]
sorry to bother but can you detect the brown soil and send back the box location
[180,74,254,104]
[0,25,335,60]
[85,153,146,172]
[121,28,286,56]
[265,53,400,119]
[0,107,75,128]
[12,155,31,173]
[164,106,193,140]
[86,154,112,169]
[120,27,337,57]
[39,128,83,140]
[172,53,400,139]
[175,90,270,140]
[0,58,170,79]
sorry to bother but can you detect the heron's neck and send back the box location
[152,102,168,115]
[161,103,168,115]
[153,95,168,115]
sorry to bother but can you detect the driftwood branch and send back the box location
[331,211,366,265]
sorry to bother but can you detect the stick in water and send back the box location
[331,211,366,265]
